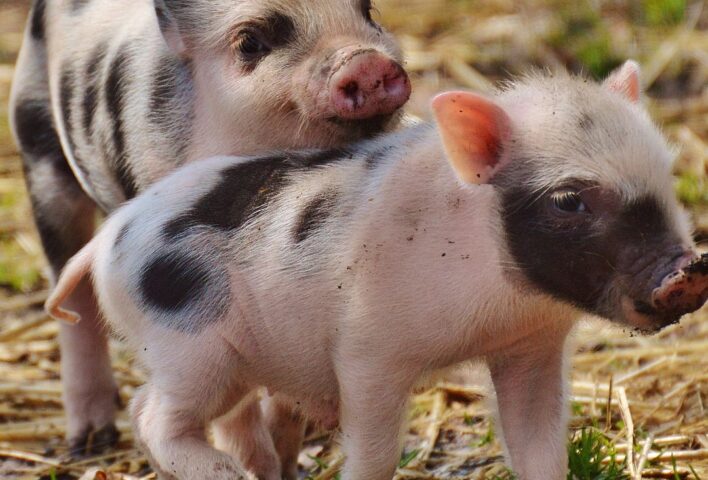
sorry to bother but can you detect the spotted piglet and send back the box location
[47,62,708,480]
[10,0,409,455]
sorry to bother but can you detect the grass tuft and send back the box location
[567,428,629,480]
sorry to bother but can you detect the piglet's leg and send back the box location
[263,394,306,480]
[338,366,415,480]
[487,325,571,480]
[59,277,120,455]
[212,394,281,480]
[132,341,254,480]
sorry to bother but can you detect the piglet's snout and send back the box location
[329,49,410,120]
[651,252,708,318]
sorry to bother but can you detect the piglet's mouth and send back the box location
[623,253,708,333]
[325,113,394,137]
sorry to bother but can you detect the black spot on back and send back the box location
[163,149,349,240]
[295,190,338,243]
[140,252,210,312]
[30,0,46,40]
[105,48,137,199]
[82,42,108,142]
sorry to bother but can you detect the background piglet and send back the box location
[9,0,410,454]
[47,63,708,480]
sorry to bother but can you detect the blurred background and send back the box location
[0,1,706,479]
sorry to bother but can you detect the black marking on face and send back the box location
[233,12,295,71]
[361,0,380,29]
[163,150,349,240]
[295,190,338,243]
[263,12,296,48]
[82,43,108,142]
[494,160,677,319]
[30,0,46,40]
[13,100,63,160]
[140,251,210,312]
[105,48,138,199]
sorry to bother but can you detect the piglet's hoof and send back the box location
[69,423,120,458]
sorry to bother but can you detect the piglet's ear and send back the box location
[154,0,188,57]
[603,60,641,103]
[432,91,511,185]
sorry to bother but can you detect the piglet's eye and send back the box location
[235,30,271,62]
[551,190,587,213]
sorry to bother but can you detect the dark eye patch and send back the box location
[361,0,378,26]
[233,12,295,68]
[261,12,296,48]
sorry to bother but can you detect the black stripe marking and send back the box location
[82,43,108,142]
[294,190,338,243]
[13,100,62,160]
[105,48,138,199]
[163,149,349,240]
[149,55,193,157]
[30,0,46,40]
[60,65,78,156]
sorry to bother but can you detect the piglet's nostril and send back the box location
[343,81,358,96]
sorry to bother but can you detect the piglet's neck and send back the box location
[359,128,577,362]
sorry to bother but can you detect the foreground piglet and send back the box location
[47,62,707,480]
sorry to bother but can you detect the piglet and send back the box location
[47,61,707,480]
[11,0,409,453]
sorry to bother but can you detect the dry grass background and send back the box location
[0,0,706,479]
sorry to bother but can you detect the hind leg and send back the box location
[263,394,306,480]
[132,335,254,480]
[10,30,118,454]
[212,395,281,480]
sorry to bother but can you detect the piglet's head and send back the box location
[432,61,708,332]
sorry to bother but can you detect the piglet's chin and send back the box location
[619,297,678,333]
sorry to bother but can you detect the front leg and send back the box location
[487,325,572,480]
[338,365,416,480]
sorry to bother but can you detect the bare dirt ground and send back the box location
[0,1,706,479]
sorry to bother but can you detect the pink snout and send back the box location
[329,49,411,120]
[652,253,708,318]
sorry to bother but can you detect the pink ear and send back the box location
[603,60,641,103]
[431,91,511,185]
